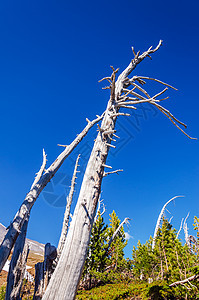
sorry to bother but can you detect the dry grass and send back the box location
[0,251,43,290]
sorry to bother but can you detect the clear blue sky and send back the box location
[0,0,198,258]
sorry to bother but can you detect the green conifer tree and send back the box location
[107,210,127,271]
[83,212,108,289]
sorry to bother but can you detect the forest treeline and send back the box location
[1,210,198,299]
[77,212,199,299]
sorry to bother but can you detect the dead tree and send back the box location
[5,216,30,300]
[183,213,191,249]
[43,41,195,300]
[0,114,104,272]
[94,198,106,223]
[152,196,183,249]
[33,243,57,300]
[56,154,80,260]
[176,218,184,239]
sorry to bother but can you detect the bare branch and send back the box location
[137,76,178,90]
[102,164,112,169]
[153,87,168,99]
[113,133,120,139]
[122,88,145,100]
[152,102,187,128]
[102,86,111,90]
[169,274,199,287]
[103,169,123,177]
[130,81,151,98]
[154,105,196,139]
[57,144,68,147]
[119,105,137,110]
[110,112,130,118]
[106,143,116,148]
[98,77,112,84]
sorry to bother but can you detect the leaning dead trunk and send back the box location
[56,154,80,260]
[152,196,183,249]
[183,212,191,248]
[5,216,29,300]
[107,217,130,250]
[42,40,191,300]
[0,114,103,272]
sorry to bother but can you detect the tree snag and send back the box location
[152,196,183,249]
[56,154,81,261]
[43,41,194,300]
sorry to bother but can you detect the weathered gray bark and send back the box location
[5,216,30,300]
[0,114,103,272]
[152,196,183,249]
[33,243,57,300]
[183,212,191,249]
[34,262,44,300]
[56,154,80,260]
[42,40,186,300]
[176,218,184,239]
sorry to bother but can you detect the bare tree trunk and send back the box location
[183,213,192,249]
[33,243,57,300]
[56,154,80,260]
[107,217,130,250]
[34,262,44,300]
[152,196,183,249]
[0,114,103,272]
[176,218,184,239]
[43,40,181,300]
[5,216,30,300]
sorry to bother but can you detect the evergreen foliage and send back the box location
[82,212,108,288]
[0,286,5,300]
[81,210,128,289]
[80,213,199,298]
[107,211,128,271]
[132,217,199,299]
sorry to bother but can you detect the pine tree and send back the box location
[107,211,127,271]
[82,212,108,289]
[154,218,197,283]
[132,218,197,285]
[132,237,156,281]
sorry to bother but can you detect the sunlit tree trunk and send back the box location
[42,40,188,300]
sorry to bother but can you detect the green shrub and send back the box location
[0,286,6,300]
